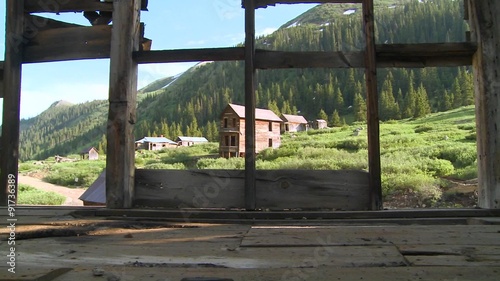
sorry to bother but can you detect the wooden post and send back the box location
[362,0,382,210]
[244,0,257,210]
[106,0,141,208]
[469,0,500,209]
[0,0,24,206]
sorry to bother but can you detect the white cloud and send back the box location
[186,39,208,46]
[257,27,278,37]
[138,62,196,88]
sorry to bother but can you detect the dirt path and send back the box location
[18,175,85,206]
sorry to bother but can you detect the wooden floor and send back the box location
[1,207,500,281]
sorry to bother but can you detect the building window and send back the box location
[285,124,289,131]
[268,138,273,148]
[224,118,228,128]
[232,118,236,127]
[269,122,273,131]
[230,136,236,146]
[225,136,230,146]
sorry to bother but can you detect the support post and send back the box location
[469,0,500,209]
[362,0,382,210]
[106,0,141,208]
[1,0,24,206]
[244,0,257,210]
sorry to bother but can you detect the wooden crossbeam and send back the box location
[23,25,112,63]
[132,43,475,68]
[24,0,148,13]
[248,0,362,9]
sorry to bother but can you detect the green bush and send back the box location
[333,138,368,151]
[196,157,245,169]
[18,184,65,205]
[44,161,105,187]
[414,125,433,133]
[143,163,185,169]
[439,145,477,168]
[452,164,478,180]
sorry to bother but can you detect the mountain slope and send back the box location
[19,0,472,161]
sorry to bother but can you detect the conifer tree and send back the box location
[353,93,367,122]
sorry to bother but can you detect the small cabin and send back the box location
[311,119,328,129]
[176,136,209,147]
[280,114,309,133]
[135,136,177,150]
[80,147,99,160]
[220,103,282,158]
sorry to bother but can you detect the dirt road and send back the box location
[18,175,85,206]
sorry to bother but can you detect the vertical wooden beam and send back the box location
[469,0,500,209]
[106,0,141,208]
[244,0,257,210]
[362,0,382,210]
[1,0,24,206]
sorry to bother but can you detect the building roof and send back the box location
[227,103,282,122]
[136,137,177,145]
[176,136,209,143]
[281,114,308,124]
[79,171,105,204]
[80,146,98,154]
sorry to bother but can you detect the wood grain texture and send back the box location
[134,169,370,210]
[24,0,148,13]
[469,0,500,209]
[250,0,362,9]
[0,61,4,98]
[23,25,112,63]
[0,0,24,206]
[106,0,141,208]
[363,0,382,210]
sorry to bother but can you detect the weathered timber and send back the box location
[106,0,141,208]
[24,0,149,13]
[1,0,24,206]
[469,0,500,209]
[133,47,245,63]
[132,43,474,68]
[23,25,112,63]
[134,170,371,210]
[250,0,362,9]
[25,15,81,33]
[0,61,4,98]
[363,0,382,210]
[244,0,257,210]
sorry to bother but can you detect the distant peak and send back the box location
[50,100,74,108]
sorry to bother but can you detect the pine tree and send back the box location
[414,84,432,118]
[330,110,342,127]
[353,93,367,122]
[318,109,328,121]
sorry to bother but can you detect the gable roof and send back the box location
[226,103,282,122]
[80,146,98,154]
[176,136,209,143]
[136,137,177,145]
[281,114,308,124]
[79,171,105,204]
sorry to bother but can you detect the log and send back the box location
[244,0,257,210]
[363,0,382,210]
[24,0,148,13]
[1,0,24,206]
[249,0,362,9]
[134,169,371,211]
[23,25,112,63]
[469,0,500,209]
[133,47,245,63]
[106,0,141,208]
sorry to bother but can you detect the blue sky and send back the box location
[0,0,316,122]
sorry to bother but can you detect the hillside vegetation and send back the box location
[17,0,473,161]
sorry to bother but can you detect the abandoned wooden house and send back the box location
[219,103,282,158]
[280,113,309,133]
[135,136,177,151]
[80,146,99,160]
[2,0,500,279]
[175,136,209,146]
[311,119,328,129]
[79,171,106,206]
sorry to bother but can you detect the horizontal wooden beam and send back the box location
[249,0,362,9]
[25,0,148,13]
[255,50,364,68]
[134,169,371,211]
[25,15,81,33]
[133,47,246,64]
[23,25,112,63]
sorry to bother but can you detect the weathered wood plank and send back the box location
[244,0,257,210]
[23,25,112,63]
[24,0,148,13]
[1,0,24,206]
[250,0,362,9]
[134,169,371,210]
[469,0,500,209]
[0,61,4,98]
[406,255,500,267]
[132,43,474,68]
[133,47,245,63]
[24,14,81,34]
[363,0,382,210]
[106,0,141,208]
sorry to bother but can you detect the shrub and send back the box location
[422,158,455,177]
[18,184,65,205]
[44,161,105,187]
[439,145,477,168]
[452,164,478,180]
[334,138,368,151]
[196,157,245,169]
[414,125,433,133]
[143,163,185,169]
